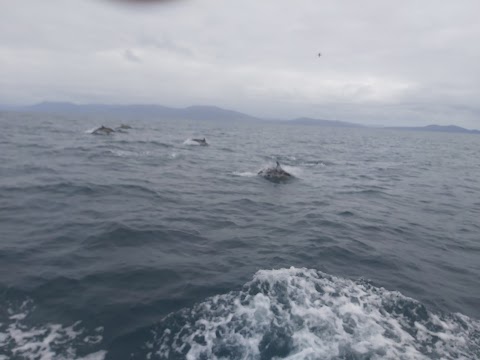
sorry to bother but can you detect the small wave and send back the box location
[108,147,174,158]
[0,299,106,360]
[113,140,173,148]
[267,155,297,162]
[109,149,153,157]
[338,210,355,217]
[83,223,169,249]
[145,267,480,360]
[220,147,235,153]
[302,160,330,167]
[0,182,161,199]
[231,171,257,177]
[151,141,173,148]
[265,155,332,168]
[339,188,389,196]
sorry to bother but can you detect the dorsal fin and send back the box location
[276,161,280,168]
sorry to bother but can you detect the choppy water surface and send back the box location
[0,112,479,359]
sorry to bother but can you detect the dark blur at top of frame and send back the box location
[107,0,184,4]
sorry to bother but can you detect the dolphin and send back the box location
[92,125,115,135]
[192,138,208,146]
[114,124,132,133]
[258,161,292,181]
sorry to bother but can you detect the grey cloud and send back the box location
[154,37,193,57]
[0,0,479,128]
[124,49,142,63]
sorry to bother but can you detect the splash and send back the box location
[109,149,153,157]
[183,138,207,146]
[84,127,99,134]
[0,300,106,360]
[147,267,479,360]
[231,171,257,177]
[280,165,303,178]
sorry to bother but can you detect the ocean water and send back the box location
[0,112,479,359]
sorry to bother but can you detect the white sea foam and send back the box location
[109,149,152,157]
[84,127,98,134]
[303,161,327,167]
[152,267,480,360]
[232,171,257,177]
[0,300,106,360]
[183,138,207,146]
[281,165,303,178]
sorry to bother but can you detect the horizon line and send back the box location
[0,100,479,132]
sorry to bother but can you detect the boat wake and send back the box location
[0,299,106,360]
[138,267,480,360]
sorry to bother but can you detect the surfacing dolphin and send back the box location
[192,138,208,146]
[92,125,115,135]
[114,124,132,133]
[258,161,292,181]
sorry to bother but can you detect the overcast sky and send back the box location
[1,0,479,127]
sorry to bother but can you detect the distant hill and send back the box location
[289,117,364,128]
[8,102,365,128]
[386,124,480,134]
[3,102,479,134]
[21,102,261,122]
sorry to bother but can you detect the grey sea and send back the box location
[0,112,479,359]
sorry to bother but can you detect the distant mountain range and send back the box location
[385,124,480,134]
[1,101,479,134]
[21,102,262,122]
[289,117,363,128]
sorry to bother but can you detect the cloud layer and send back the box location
[1,0,479,126]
